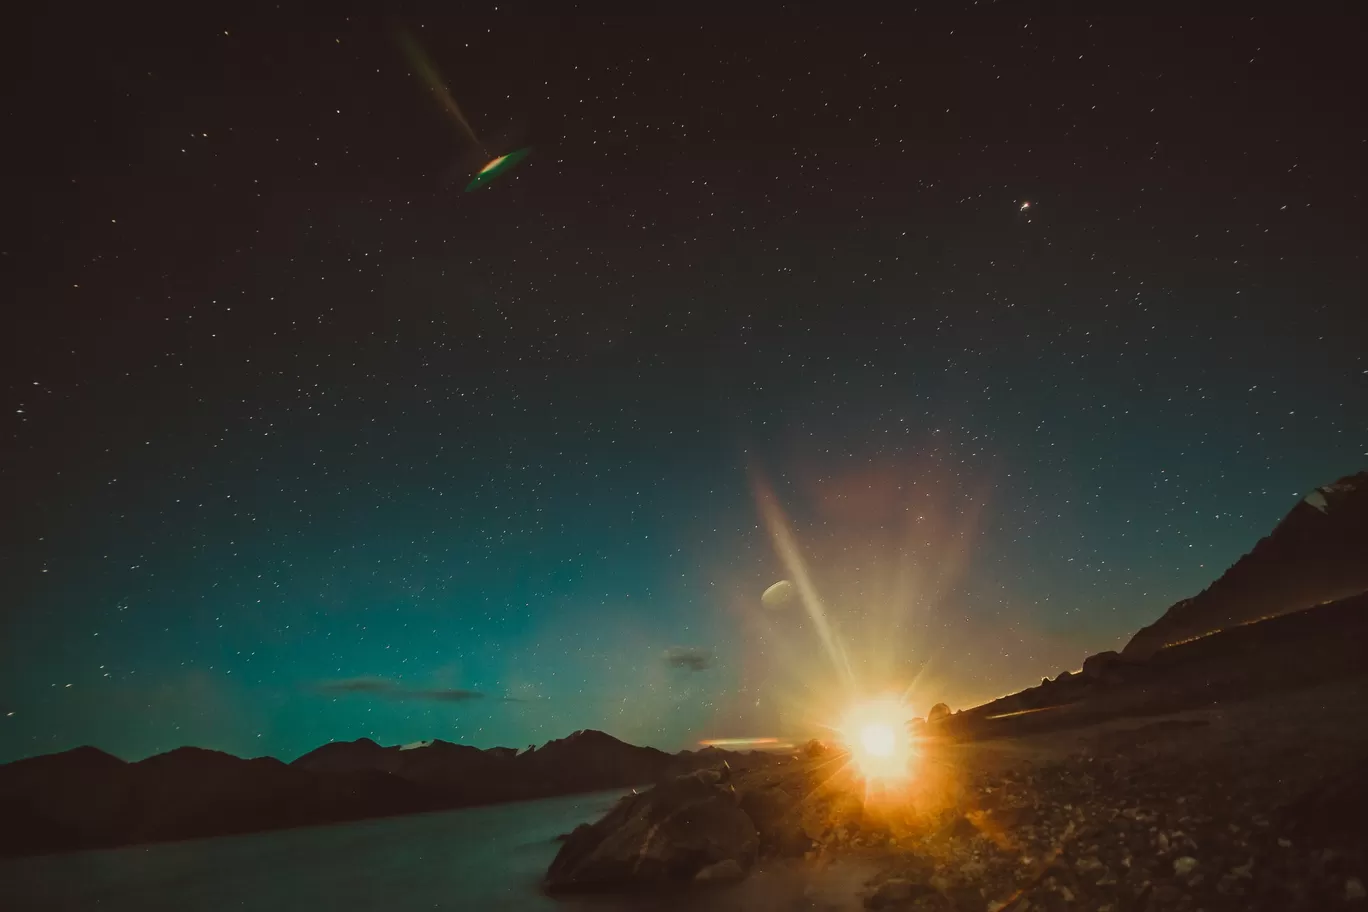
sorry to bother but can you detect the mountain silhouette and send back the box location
[0,730,738,857]
[1124,471,1368,658]
[957,470,1368,732]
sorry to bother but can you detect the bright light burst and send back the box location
[837,695,917,782]
[740,463,985,797]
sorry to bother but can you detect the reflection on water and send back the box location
[0,789,874,911]
[0,791,622,911]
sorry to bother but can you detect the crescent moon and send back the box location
[761,580,795,608]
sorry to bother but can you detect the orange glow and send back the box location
[697,737,791,750]
[836,695,917,782]
[478,154,510,175]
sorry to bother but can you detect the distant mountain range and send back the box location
[1123,470,1368,658]
[0,729,758,858]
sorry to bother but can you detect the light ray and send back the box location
[395,28,482,148]
[751,471,855,694]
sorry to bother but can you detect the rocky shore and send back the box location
[546,678,1368,910]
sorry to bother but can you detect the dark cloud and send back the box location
[413,688,486,703]
[317,677,397,695]
[315,678,485,702]
[664,647,713,673]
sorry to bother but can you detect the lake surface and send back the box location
[0,791,624,911]
[0,790,875,911]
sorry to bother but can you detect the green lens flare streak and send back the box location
[465,147,532,191]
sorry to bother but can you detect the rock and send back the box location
[691,768,723,786]
[1348,877,1366,901]
[993,804,1040,828]
[939,814,978,841]
[737,784,806,856]
[928,703,952,725]
[545,773,758,892]
[694,858,745,884]
[1172,856,1198,877]
[864,877,928,909]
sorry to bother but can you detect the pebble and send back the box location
[1347,877,1366,902]
[1173,856,1199,877]
[863,877,916,909]
[693,859,745,883]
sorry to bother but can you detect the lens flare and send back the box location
[697,737,794,750]
[395,28,481,146]
[464,146,531,191]
[837,695,917,782]
[859,723,895,757]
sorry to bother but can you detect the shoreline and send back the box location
[548,676,1368,910]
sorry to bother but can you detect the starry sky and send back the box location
[3,12,1365,764]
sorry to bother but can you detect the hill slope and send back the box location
[1123,471,1368,658]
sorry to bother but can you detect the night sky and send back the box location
[4,12,1365,764]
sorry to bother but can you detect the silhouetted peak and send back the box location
[60,745,126,766]
[142,746,233,762]
[1300,471,1368,514]
[0,744,126,774]
[1124,468,1368,658]
[134,747,274,773]
[532,730,626,754]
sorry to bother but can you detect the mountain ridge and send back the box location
[0,728,763,858]
[954,469,1368,731]
[1123,470,1368,658]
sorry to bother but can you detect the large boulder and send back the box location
[927,703,951,725]
[739,781,811,856]
[546,770,758,892]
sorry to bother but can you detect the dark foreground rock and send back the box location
[857,681,1368,911]
[546,769,759,891]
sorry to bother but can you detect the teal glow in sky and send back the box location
[3,12,1364,763]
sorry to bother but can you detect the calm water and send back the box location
[0,791,876,911]
[0,791,626,911]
